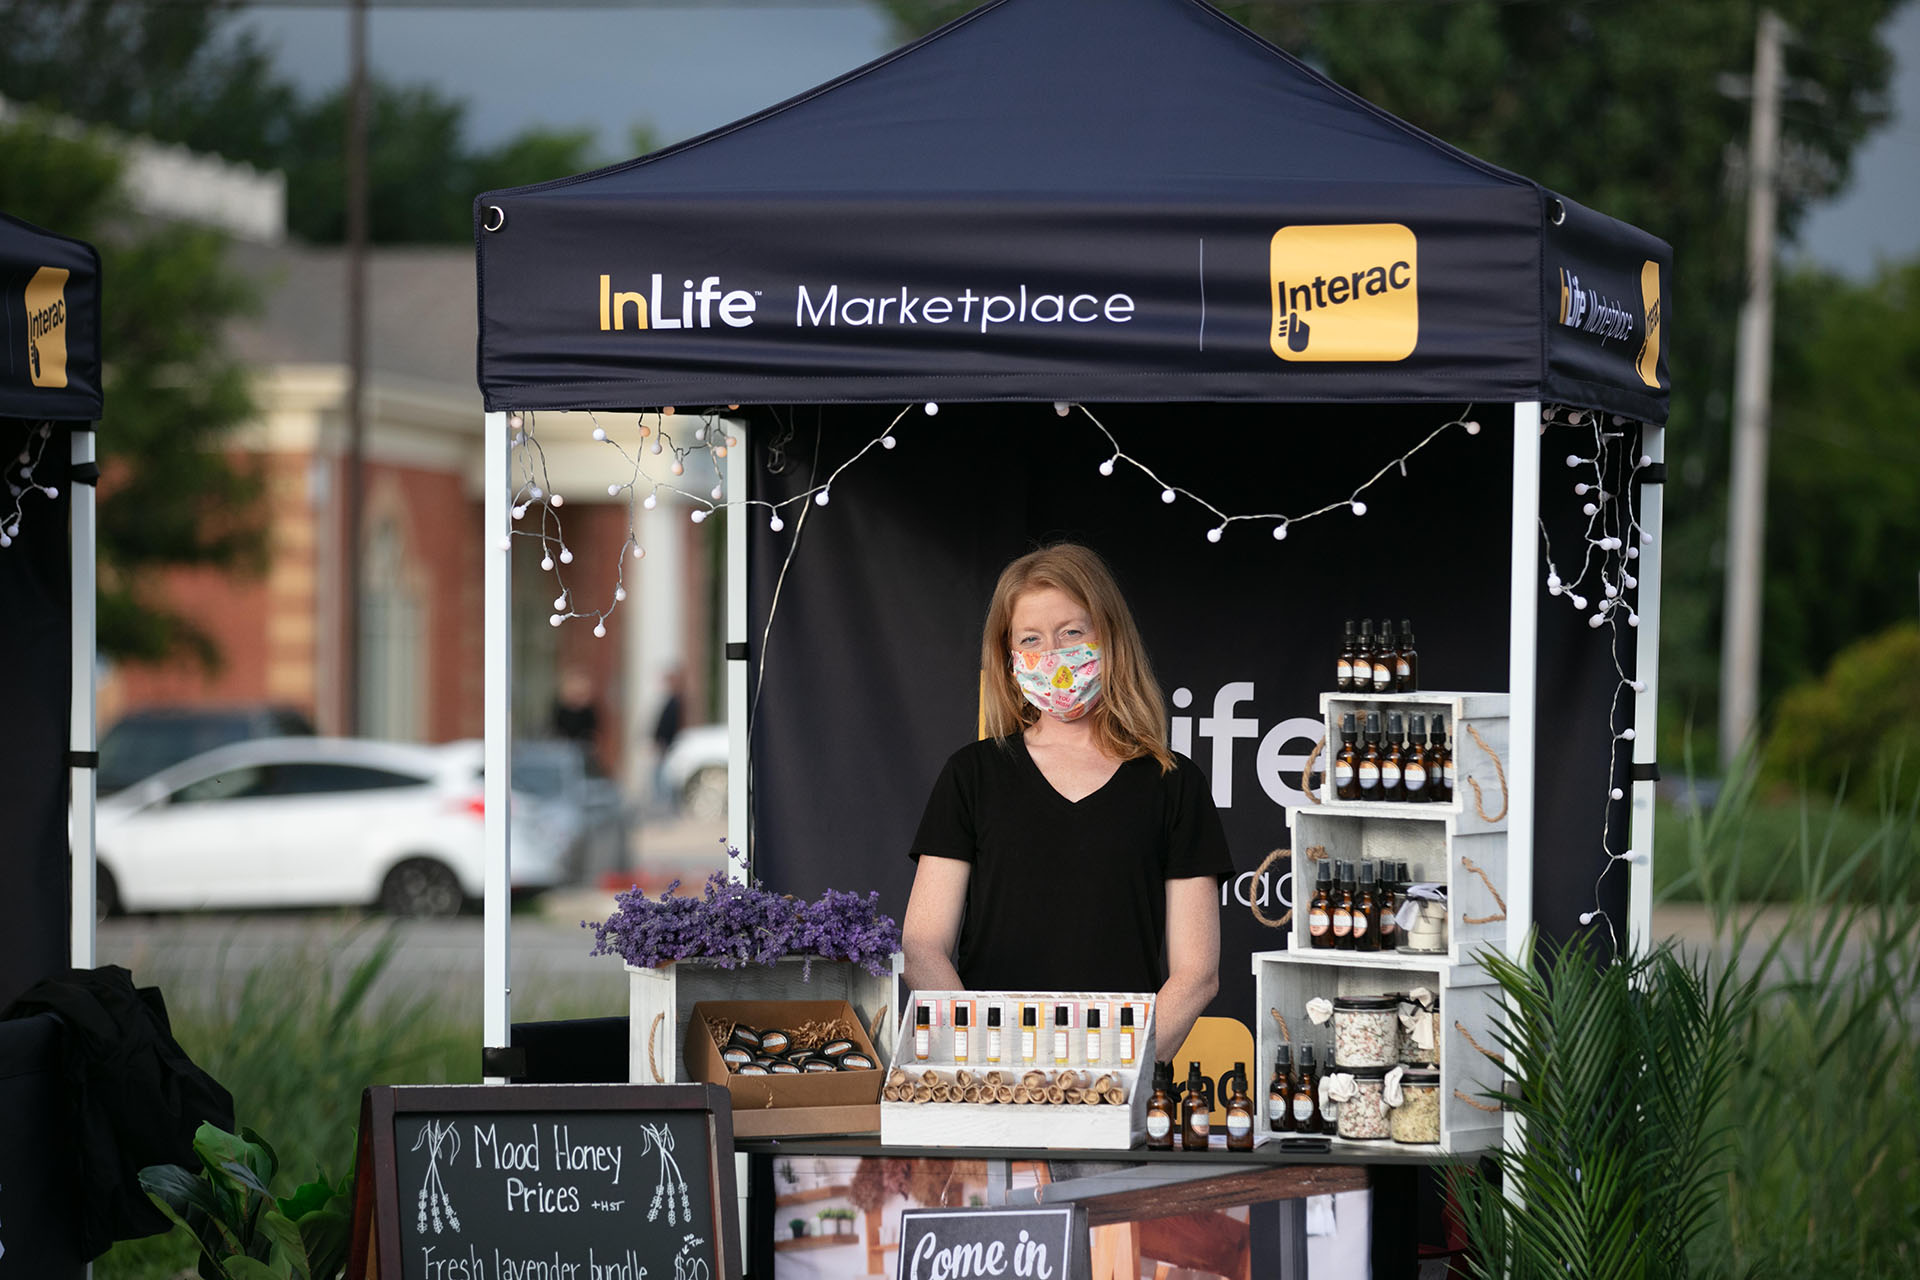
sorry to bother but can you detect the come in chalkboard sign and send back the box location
[350,1084,739,1280]
[895,1206,1090,1280]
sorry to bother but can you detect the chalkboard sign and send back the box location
[351,1084,739,1280]
[895,1206,1090,1280]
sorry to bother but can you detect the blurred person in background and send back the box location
[550,667,603,774]
[650,667,686,815]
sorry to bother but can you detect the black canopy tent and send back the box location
[471,0,1669,1099]
[2,209,102,1280]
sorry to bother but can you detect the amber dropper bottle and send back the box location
[1372,619,1396,692]
[1180,1061,1212,1151]
[1225,1063,1256,1151]
[1430,716,1453,803]
[1396,619,1418,691]
[1354,859,1379,952]
[1359,713,1383,801]
[1403,713,1430,803]
[1308,861,1334,950]
[1355,620,1375,692]
[1375,861,1399,952]
[1336,619,1357,692]
[1332,861,1355,950]
[1294,1045,1321,1132]
[1269,1044,1295,1133]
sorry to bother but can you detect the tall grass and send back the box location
[96,925,480,1280]
[1663,761,1920,1277]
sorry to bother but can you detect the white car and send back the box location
[661,723,730,820]
[95,737,567,918]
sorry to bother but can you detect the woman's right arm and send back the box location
[902,854,970,992]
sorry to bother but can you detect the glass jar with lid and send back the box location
[1389,1067,1441,1145]
[1334,1067,1391,1140]
[1331,995,1399,1068]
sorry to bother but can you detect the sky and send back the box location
[236,2,1920,278]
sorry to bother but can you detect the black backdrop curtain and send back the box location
[0,417,72,1009]
[744,402,1637,1017]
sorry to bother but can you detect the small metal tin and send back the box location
[751,1056,781,1069]
[769,1062,802,1075]
[758,1030,792,1055]
[819,1039,857,1059]
[719,1046,753,1068]
[803,1060,839,1073]
[736,1064,771,1076]
[727,1027,764,1052]
[838,1053,876,1071]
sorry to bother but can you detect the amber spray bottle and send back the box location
[1382,712,1406,802]
[1331,861,1354,950]
[1355,619,1375,694]
[1225,1063,1256,1151]
[1336,619,1358,692]
[1354,859,1380,952]
[1308,861,1334,950]
[1403,713,1430,803]
[1375,861,1399,952]
[1359,713,1383,800]
[1333,712,1360,801]
[1180,1061,1212,1151]
[1294,1045,1321,1133]
[1372,619,1396,692]
[1146,1063,1176,1150]
[1430,716,1453,803]
[1269,1044,1295,1133]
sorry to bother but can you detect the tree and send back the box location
[0,114,264,666]
[0,0,604,244]
[876,0,1904,745]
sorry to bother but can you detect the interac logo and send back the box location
[1636,259,1662,389]
[1269,224,1418,363]
[25,266,70,389]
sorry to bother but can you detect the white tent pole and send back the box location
[483,409,513,1079]
[1627,424,1666,953]
[1505,401,1541,1165]
[70,424,97,969]
[726,420,750,880]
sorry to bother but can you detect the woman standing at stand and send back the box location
[901,543,1233,1058]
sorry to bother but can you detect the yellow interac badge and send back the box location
[1269,224,1418,363]
[25,266,70,389]
[1635,258,1663,389]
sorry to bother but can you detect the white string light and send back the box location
[1540,404,1656,943]
[1,421,58,550]
[1076,402,1483,542]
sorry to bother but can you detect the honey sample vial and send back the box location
[914,1005,931,1060]
[986,1005,1003,1063]
[1119,1005,1137,1065]
[1021,1005,1038,1063]
[952,1003,971,1062]
[1085,1007,1103,1064]
[1053,1005,1071,1065]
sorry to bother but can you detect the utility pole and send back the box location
[343,0,369,736]
[1719,9,1784,772]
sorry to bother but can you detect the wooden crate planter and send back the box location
[628,953,902,1085]
[880,990,1156,1151]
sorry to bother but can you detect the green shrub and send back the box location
[1761,623,1920,805]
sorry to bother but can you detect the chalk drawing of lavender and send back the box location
[674,1232,710,1280]
[411,1121,463,1236]
[641,1124,693,1226]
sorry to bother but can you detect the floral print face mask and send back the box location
[1009,641,1102,722]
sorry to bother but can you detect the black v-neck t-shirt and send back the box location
[908,736,1234,993]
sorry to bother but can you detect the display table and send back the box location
[738,1136,1447,1279]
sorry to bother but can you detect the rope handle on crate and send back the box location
[1270,1008,1291,1046]
[870,1005,889,1054]
[1455,1019,1506,1066]
[1454,1090,1504,1113]
[1250,847,1292,928]
[646,1011,666,1084]
[1464,723,1510,824]
[1300,736,1326,804]
[1458,856,1509,926]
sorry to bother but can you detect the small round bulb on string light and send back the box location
[529,485,543,499]
[650,441,663,455]
[815,489,831,507]
[1641,531,1654,546]
[548,613,562,628]
[40,485,56,499]
[1604,583,1619,598]
[1600,535,1620,550]
[1098,458,1115,476]
[1054,402,1070,417]
[1575,483,1591,496]
[541,555,555,572]
[924,402,939,416]
[1623,572,1638,589]
[1626,545,1640,560]
[1547,572,1562,591]
[690,509,707,524]
[639,424,652,439]
[882,435,897,449]
[552,593,568,611]
[1160,489,1176,504]
[1351,500,1367,516]
[1583,502,1599,516]
[1579,912,1596,925]
[497,535,512,551]
[694,426,707,442]
[1588,613,1608,628]
[594,622,607,638]
[550,493,564,508]
[509,413,523,430]
[1272,522,1289,541]
[1640,454,1653,467]
[1628,679,1646,692]
[1627,611,1641,627]
[727,404,739,411]
[558,547,573,564]
[1617,728,1637,741]
[1611,787,1625,800]
[631,545,646,560]
[670,461,684,476]
[769,514,784,532]
[1569,410,1586,425]
[1628,850,1649,866]
[607,484,621,497]
[1465,420,1481,434]
[1566,454,1584,467]
[726,435,738,448]
[1206,526,1223,544]
[710,484,724,500]
[511,505,527,521]
[592,428,607,442]
[662,406,675,416]
[714,446,728,459]
[643,493,657,510]
[614,586,627,602]
[1570,594,1588,610]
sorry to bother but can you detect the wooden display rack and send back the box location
[1252,690,1512,1156]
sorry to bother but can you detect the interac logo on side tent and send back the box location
[25,266,70,389]
[1269,224,1418,363]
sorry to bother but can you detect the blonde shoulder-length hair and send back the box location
[979,543,1175,773]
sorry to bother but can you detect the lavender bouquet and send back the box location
[586,846,900,979]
